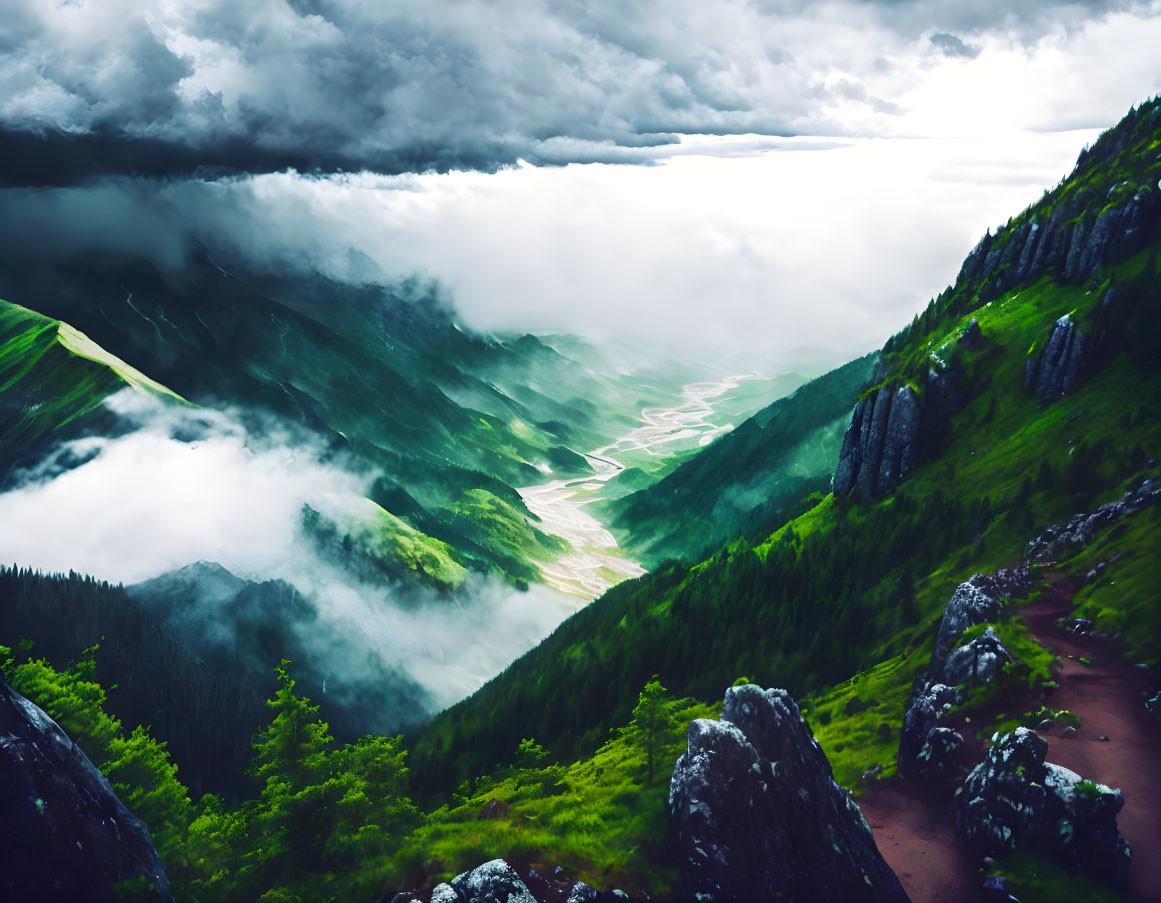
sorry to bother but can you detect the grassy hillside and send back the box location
[0,299,184,477]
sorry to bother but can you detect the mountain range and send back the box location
[1,96,1159,903]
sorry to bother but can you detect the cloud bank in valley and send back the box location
[0,390,580,724]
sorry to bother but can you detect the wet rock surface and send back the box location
[0,676,173,903]
[957,728,1132,888]
[669,683,910,902]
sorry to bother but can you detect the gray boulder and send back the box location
[929,581,1006,680]
[897,681,962,779]
[669,684,910,903]
[957,729,1131,888]
[0,676,174,903]
[943,626,1014,687]
[565,882,597,903]
[451,860,536,903]
[899,566,1032,779]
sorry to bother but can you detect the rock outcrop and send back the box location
[390,860,634,903]
[897,681,963,780]
[668,683,910,903]
[953,184,1161,306]
[957,318,985,351]
[1026,476,1161,562]
[833,384,923,500]
[898,567,1031,779]
[942,626,1014,687]
[834,319,989,501]
[0,676,174,903]
[957,729,1131,888]
[452,860,536,903]
[929,575,1023,680]
[1024,314,1091,400]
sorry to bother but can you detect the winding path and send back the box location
[861,578,1161,902]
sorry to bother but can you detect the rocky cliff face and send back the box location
[0,676,173,903]
[1026,476,1161,562]
[1024,314,1091,400]
[957,728,1132,888]
[668,684,910,903]
[833,384,923,500]
[835,320,988,501]
[954,183,1161,306]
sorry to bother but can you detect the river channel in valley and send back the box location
[518,374,767,600]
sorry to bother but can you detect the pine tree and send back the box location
[628,676,677,786]
[248,660,332,793]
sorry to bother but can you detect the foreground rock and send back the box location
[0,676,173,903]
[669,683,910,902]
[390,859,635,903]
[957,728,1131,888]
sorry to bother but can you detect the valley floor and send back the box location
[518,373,767,598]
[862,577,1161,902]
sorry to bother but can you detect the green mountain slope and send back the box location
[0,299,184,475]
[407,96,1161,796]
[601,353,877,567]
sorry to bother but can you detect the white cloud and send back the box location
[119,127,1090,366]
[0,389,583,719]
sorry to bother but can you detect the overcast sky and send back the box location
[2,0,1160,362]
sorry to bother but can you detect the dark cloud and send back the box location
[929,32,981,58]
[0,0,1141,183]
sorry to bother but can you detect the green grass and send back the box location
[348,500,470,590]
[983,852,1120,903]
[800,650,927,790]
[391,698,717,894]
[440,488,573,584]
[0,300,184,466]
[1064,503,1161,664]
[982,706,1082,743]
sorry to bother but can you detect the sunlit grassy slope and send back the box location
[0,299,184,470]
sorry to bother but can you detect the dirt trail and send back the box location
[1021,581,1161,902]
[860,578,1161,903]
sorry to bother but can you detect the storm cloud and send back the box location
[0,0,1152,184]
